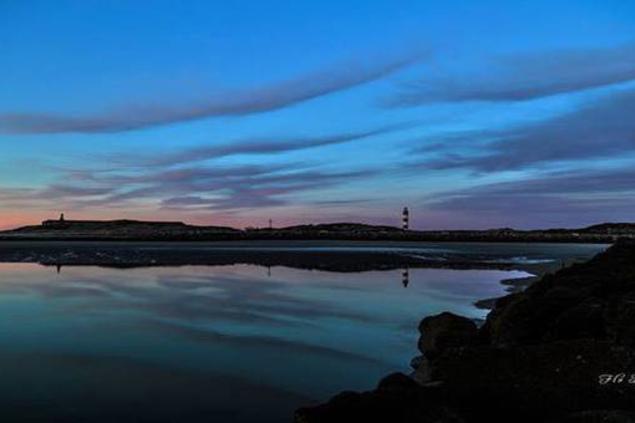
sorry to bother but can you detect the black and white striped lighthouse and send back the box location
[402,207,409,230]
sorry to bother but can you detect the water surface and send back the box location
[0,242,607,422]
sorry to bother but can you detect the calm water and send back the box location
[0,243,607,422]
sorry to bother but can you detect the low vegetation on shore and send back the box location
[1,219,634,243]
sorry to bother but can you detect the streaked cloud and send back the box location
[0,119,401,220]
[425,167,635,227]
[413,88,635,171]
[0,161,379,213]
[387,42,635,105]
[155,168,377,211]
[143,122,416,166]
[0,51,427,134]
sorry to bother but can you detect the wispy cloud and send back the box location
[156,168,377,211]
[387,42,635,105]
[0,160,379,213]
[143,122,416,166]
[412,88,635,171]
[425,167,635,228]
[0,51,427,134]
[0,118,406,218]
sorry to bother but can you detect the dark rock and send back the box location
[482,240,635,346]
[296,240,635,422]
[418,312,478,358]
[611,292,635,346]
[414,340,635,421]
[409,355,424,370]
[294,373,465,423]
[557,410,635,423]
[376,372,420,390]
[474,296,499,310]
[411,356,434,385]
[545,297,607,341]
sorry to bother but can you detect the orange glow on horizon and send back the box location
[0,209,315,231]
[0,207,403,231]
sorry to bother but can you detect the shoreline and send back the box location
[0,240,606,273]
[473,257,588,309]
[1,220,632,244]
[295,239,635,422]
[0,234,622,244]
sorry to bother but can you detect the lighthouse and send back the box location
[402,207,409,230]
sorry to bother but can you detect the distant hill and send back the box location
[253,222,404,233]
[581,222,635,233]
[2,219,239,240]
[1,218,634,242]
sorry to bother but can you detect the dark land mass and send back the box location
[1,219,634,243]
[0,240,568,273]
[295,239,635,423]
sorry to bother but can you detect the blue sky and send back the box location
[1,0,634,229]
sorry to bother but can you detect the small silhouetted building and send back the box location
[42,213,69,228]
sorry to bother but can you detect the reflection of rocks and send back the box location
[296,240,635,422]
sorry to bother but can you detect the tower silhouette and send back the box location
[402,207,409,230]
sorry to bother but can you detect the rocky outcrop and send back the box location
[481,238,635,346]
[417,312,478,359]
[295,239,635,423]
[295,373,465,423]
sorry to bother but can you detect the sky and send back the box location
[1,0,635,230]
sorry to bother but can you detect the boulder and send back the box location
[483,240,635,346]
[418,312,478,358]
[609,292,635,346]
[545,297,606,341]
[414,340,635,421]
